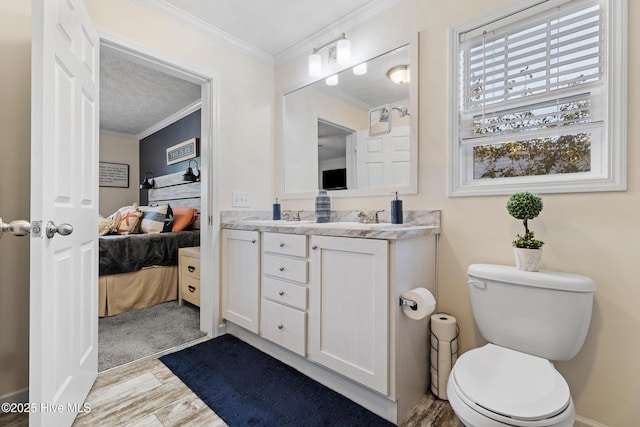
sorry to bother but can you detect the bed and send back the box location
[98,171,201,317]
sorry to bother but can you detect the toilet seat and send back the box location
[450,344,571,425]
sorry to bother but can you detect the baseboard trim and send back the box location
[0,388,28,404]
[575,414,609,427]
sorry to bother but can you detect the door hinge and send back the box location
[208,215,213,226]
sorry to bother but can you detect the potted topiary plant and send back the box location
[506,191,544,271]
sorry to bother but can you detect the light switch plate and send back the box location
[232,191,250,208]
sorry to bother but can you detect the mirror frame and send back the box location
[280,33,419,199]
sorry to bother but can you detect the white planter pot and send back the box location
[514,248,542,272]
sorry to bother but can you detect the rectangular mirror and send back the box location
[282,36,418,197]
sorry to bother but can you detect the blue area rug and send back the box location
[160,334,394,426]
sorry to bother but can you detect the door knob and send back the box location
[0,217,31,239]
[46,221,73,239]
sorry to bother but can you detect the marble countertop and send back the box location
[221,210,440,240]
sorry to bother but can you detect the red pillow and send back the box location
[172,207,197,232]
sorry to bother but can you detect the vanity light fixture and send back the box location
[182,159,200,182]
[139,172,155,190]
[353,62,367,75]
[325,74,339,86]
[387,65,410,84]
[308,33,351,77]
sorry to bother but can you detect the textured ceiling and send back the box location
[100,49,201,136]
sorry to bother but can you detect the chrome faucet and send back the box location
[283,210,302,221]
[357,210,385,223]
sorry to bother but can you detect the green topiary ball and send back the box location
[506,192,543,221]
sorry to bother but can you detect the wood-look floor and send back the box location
[0,346,463,427]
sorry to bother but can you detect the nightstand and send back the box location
[179,246,200,307]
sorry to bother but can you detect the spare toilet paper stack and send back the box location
[430,313,458,400]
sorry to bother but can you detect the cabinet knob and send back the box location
[279,266,285,272]
[278,290,285,296]
[279,242,286,247]
[251,239,256,244]
[277,324,284,330]
[311,245,318,250]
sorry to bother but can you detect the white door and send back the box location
[356,126,411,189]
[30,0,99,426]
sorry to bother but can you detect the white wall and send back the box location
[99,132,139,216]
[0,0,31,400]
[274,0,640,425]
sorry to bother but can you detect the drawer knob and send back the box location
[188,266,196,273]
[278,290,285,296]
[311,245,318,250]
[279,242,286,247]
[279,266,285,272]
[188,285,196,293]
[251,239,256,244]
[277,323,284,330]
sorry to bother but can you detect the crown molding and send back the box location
[273,0,402,66]
[134,0,274,65]
[137,100,202,140]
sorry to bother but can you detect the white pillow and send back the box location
[139,205,169,234]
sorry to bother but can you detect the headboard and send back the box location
[148,171,201,229]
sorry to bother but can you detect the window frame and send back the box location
[448,0,627,197]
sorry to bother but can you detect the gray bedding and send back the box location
[99,231,200,276]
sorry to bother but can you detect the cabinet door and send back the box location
[222,229,260,333]
[309,236,389,394]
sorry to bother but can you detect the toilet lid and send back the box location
[452,344,570,421]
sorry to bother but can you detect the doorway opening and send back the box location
[97,36,219,371]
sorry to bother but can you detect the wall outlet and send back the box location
[232,191,251,208]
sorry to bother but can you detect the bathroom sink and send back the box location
[236,220,314,226]
[312,222,408,230]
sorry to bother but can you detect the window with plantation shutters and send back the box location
[449,0,627,196]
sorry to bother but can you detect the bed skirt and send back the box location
[99,265,178,317]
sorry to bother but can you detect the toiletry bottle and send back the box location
[315,190,331,223]
[273,198,281,220]
[391,191,403,224]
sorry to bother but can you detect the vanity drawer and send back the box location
[261,299,306,356]
[263,277,307,310]
[264,232,308,257]
[263,254,308,283]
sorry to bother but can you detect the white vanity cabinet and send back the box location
[308,235,389,394]
[221,229,260,333]
[260,232,309,356]
[221,219,438,424]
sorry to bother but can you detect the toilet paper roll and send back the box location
[430,313,458,401]
[430,313,458,341]
[401,288,436,320]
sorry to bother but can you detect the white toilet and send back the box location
[447,264,596,427]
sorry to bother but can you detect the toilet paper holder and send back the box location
[399,295,418,311]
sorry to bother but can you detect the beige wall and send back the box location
[275,0,640,425]
[0,1,31,399]
[99,132,140,216]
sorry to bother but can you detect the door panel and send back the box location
[30,0,99,425]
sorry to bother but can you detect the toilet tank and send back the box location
[467,264,596,361]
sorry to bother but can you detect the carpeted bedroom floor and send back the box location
[98,300,205,372]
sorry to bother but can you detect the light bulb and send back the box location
[353,63,367,75]
[336,38,351,65]
[325,74,339,86]
[308,53,322,77]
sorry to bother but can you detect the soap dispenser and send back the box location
[391,192,403,224]
[273,198,281,220]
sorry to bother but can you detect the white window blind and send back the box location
[459,1,604,145]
